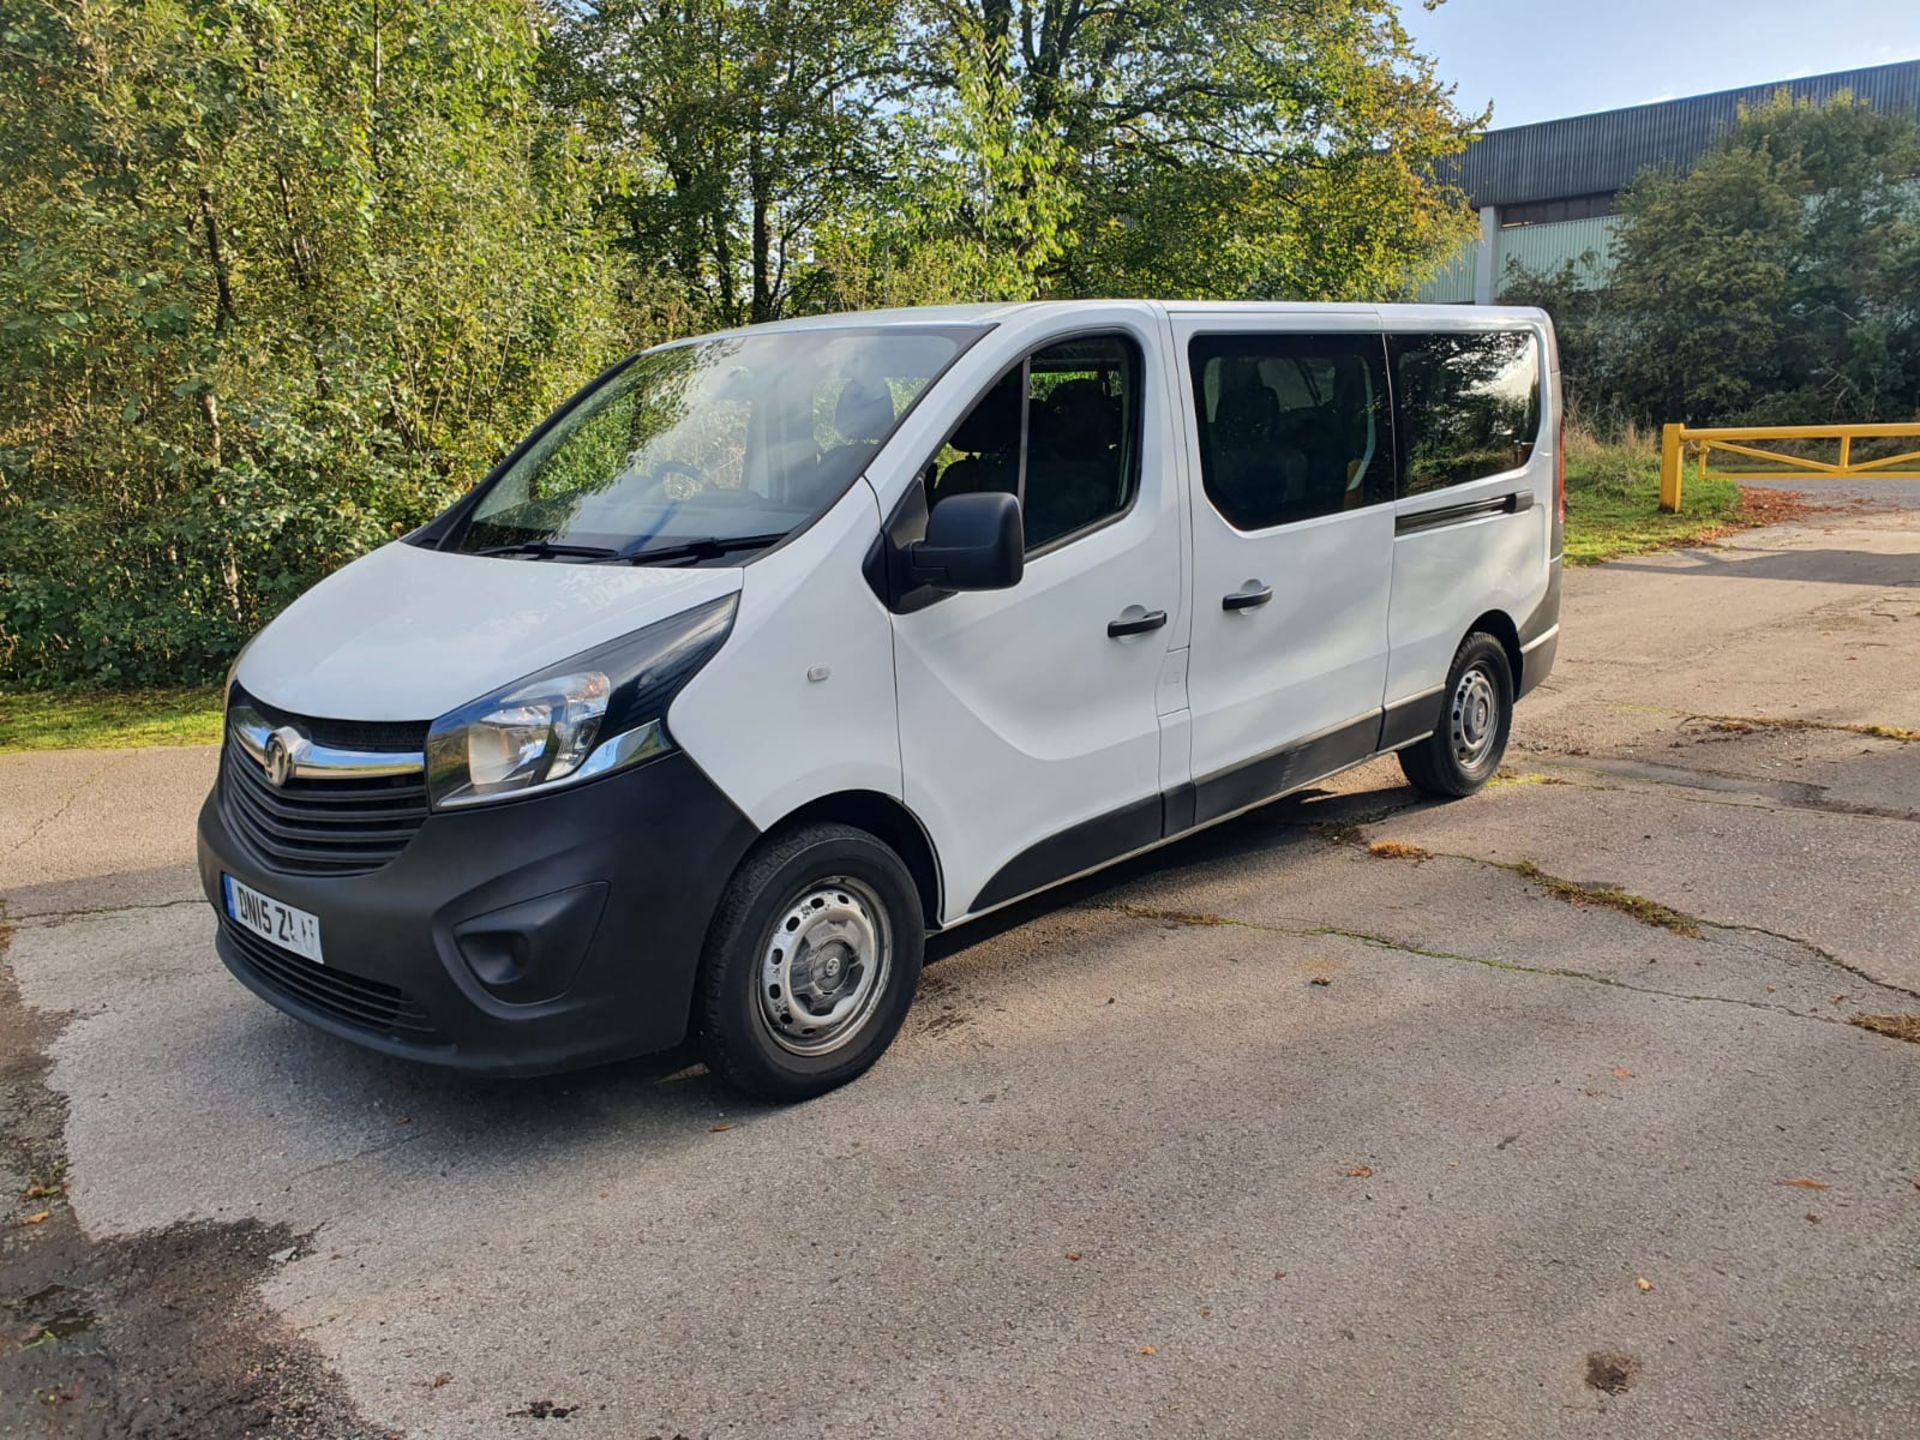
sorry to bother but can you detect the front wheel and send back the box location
[695,822,924,1102]
[1398,632,1514,798]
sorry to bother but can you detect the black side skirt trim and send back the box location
[968,712,1382,914]
[969,794,1163,912]
[1190,714,1379,827]
[1379,689,1445,750]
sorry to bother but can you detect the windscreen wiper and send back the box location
[475,540,623,561]
[610,533,789,565]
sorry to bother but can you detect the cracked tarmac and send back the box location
[3,504,1919,1437]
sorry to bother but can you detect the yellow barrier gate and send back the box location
[1659,422,1920,511]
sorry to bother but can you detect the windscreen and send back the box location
[449,326,981,562]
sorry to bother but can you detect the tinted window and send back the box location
[1390,331,1542,495]
[926,335,1141,551]
[1189,334,1392,532]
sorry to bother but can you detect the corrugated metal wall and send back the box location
[1499,215,1624,287]
[1415,243,1478,304]
[1416,215,1624,304]
[1413,59,1920,304]
[1442,59,1920,208]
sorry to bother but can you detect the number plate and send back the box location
[223,875,324,965]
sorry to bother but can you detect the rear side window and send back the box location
[926,334,1142,552]
[1390,331,1542,494]
[1188,334,1392,532]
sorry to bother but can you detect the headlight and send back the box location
[426,594,737,809]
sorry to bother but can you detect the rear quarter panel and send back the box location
[1383,310,1557,707]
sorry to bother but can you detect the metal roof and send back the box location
[1445,58,1920,209]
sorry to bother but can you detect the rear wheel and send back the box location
[696,822,923,1102]
[1398,632,1514,798]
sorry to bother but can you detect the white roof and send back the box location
[663,298,1548,345]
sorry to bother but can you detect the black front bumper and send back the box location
[199,750,759,1075]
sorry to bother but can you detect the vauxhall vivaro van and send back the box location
[201,301,1562,1099]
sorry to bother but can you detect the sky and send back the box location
[1397,0,1920,129]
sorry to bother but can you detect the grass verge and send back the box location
[1563,428,1750,565]
[0,688,224,754]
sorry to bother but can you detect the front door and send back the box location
[893,320,1186,921]
[1172,313,1396,824]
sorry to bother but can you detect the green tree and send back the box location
[0,0,629,685]
[1570,92,1920,426]
[897,0,1480,301]
[554,0,904,325]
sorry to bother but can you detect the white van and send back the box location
[201,301,1562,1099]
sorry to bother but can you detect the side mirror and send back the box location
[906,492,1024,592]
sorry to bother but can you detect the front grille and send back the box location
[232,686,429,753]
[220,733,431,876]
[222,920,442,1043]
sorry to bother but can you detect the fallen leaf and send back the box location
[21,1211,49,1226]
[1367,840,1430,861]
[1805,1213,1822,1224]
[431,1373,454,1389]
[1611,1067,1635,1080]
[1344,1165,1374,1179]
[1779,1178,1829,1190]
[1137,1346,1157,1356]
[1064,1252,1083,1262]
[709,1123,735,1133]
[1273,1270,1288,1280]
[1309,977,1332,988]
[1635,1277,1654,1293]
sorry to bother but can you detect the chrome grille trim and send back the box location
[229,705,425,780]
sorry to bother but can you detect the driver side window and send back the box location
[926,334,1142,552]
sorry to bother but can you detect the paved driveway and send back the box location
[4,504,1918,1438]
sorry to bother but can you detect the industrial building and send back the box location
[1421,57,1920,304]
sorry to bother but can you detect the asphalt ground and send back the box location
[3,499,1917,1438]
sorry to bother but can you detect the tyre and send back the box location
[1398,631,1514,798]
[695,822,924,1102]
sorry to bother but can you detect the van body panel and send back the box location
[1170,308,1395,799]
[885,306,1186,923]
[667,480,904,829]
[1382,313,1558,707]
[897,479,1183,922]
[235,540,741,722]
[1386,483,1550,705]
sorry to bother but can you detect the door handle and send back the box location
[1107,608,1169,639]
[1222,584,1273,612]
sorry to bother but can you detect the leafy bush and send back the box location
[0,0,632,686]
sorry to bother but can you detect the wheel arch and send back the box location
[1467,609,1524,694]
[766,791,944,931]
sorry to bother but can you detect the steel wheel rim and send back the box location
[758,876,892,1057]
[1450,665,1500,770]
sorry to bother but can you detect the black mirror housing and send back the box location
[906,492,1024,592]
